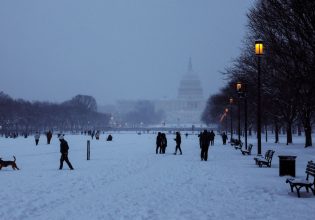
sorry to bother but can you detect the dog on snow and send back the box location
[0,156,20,170]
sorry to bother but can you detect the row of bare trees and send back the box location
[202,0,315,147]
[0,92,110,134]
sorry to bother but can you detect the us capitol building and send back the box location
[103,59,206,126]
[154,59,206,125]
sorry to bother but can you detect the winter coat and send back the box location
[175,133,181,145]
[60,139,69,154]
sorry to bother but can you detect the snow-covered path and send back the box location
[0,133,314,220]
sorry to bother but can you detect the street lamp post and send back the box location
[225,108,228,133]
[236,82,248,149]
[255,39,263,155]
[229,97,233,140]
[236,83,242,143]
[244,93,248,150]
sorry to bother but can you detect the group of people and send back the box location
[156,132,168,154]
[155,131,183,155]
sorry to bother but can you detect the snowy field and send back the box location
[0,132,314,220]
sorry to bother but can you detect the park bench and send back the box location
[231,139,243,150]
[254,150,275,167]
[230,138,238,146]
[286,160,315,198]
[241,144,253,155]
[254,149,271,165]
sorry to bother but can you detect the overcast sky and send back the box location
[0,0,255,105]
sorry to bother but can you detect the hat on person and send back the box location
[59,134,64,140]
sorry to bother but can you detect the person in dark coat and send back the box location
[107,134,113,141]
[198,131,203,149]
[59,135,74,170]
[160,133,167,154]
[156,132,162,154]
[209,130,215,146]
[173,131,182,155]
[221,132,228,145]
[200,130,211,161]
[46,130,52,144]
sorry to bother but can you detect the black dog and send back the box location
[0,156,20,170]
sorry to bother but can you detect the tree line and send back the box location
[0,92,110,134]
[202,0,315,147]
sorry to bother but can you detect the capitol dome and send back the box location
[177,58,204,100]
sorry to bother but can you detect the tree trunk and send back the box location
[304,123,312,148]
[298,124,302,136]
[286,122,292,145]
[265,125,268,143]
[275,123,279,144]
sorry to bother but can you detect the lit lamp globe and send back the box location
[236,82,242,93]
[255,39,264,56]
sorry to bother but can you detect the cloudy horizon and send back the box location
[0,0,254,105]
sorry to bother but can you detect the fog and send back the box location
[0,0,254,105]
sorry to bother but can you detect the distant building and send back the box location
[154,58,206,125]
[99,58,206,126]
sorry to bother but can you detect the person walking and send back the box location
[198,131,203,149]
[156,132,162,154]
[34,132,40,146]
[46,130,52,144]
[200,130,210,161]
[173,131,182,155]
[221,132,228,145]
[209,130,215,146]
[160,133,167,154]
[95,131,100,140]
[59,135,74,170]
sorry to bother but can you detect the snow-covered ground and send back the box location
[0,132,314,220]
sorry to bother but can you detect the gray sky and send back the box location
[0,0,254,105]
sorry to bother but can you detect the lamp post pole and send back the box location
[255,40,263,155]
[225,108,228,134]
[229,98,233,140]
[236,82,247,149]
[238,98,241,143]
[236,83,242,143]
[244,92,248,150]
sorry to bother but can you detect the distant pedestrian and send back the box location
[156,132,162,154]
[221,132,228,145]
[209,130,215,146]
[46,130,52,144]
[200,130,210,161]
[185,133,188,138]
[160,133,167,154]
[173,131,182,155]
[34,132,40,146]
[198,131,203,148]
[107,134,113,141]
[95,131,100,140]
[59,135,74,170]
